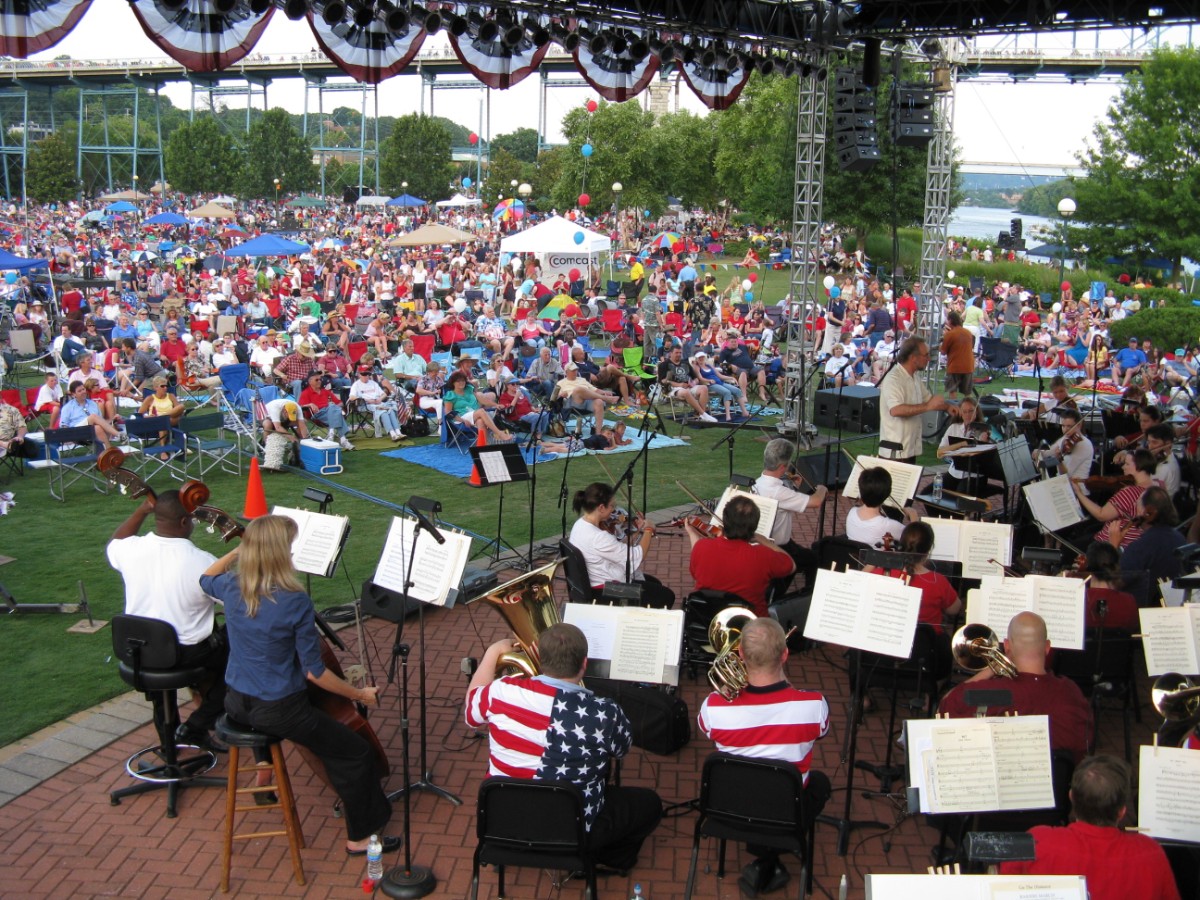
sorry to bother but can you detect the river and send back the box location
[947,205,1058,243]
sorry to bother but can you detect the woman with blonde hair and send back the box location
[202,516,397,856]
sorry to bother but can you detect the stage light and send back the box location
[782,57,797,77]
[658,42,677,64]
[304,487,334,506]
[249,0,271,13]
[757,54,776,76]
[588,31,609,54]
[608,31,628,55]
[321,0,346,25]
[448,13,469,36]
[680,43,697,64]
[214,0,236,13]
[350,2,373,28]
[283,0,307,20]
[477,19,499,43]
[412,4,441,33]
[524,17,550,47]
[700,43,717,68]
[377,1,408,32]
[501,22,524,47]
[628,36,650,61]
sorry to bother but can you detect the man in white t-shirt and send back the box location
[107,490,227,751]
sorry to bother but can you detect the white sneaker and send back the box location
[339,436,355,451]
[699,413,718,423]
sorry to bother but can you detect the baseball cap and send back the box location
[565,362,579,371]
[358,366,372,375]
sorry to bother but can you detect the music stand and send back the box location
[468,443,530,565]
[793,446,854,539]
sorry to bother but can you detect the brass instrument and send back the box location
[950,624,1018,679]
[707,606,757,700]
[479,560,562,677]
[1151,673,1200,722]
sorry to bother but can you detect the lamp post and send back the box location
[1057,196,1076,288]
[274,178,281,221]
[611,181,623,251]
[517,182,532,229]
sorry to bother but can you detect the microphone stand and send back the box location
[711,401,765,483]
[523,424,540,570]
[826,358,854,530]
[618,428,654,585]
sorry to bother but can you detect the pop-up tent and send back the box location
[435,192,482,208]
[386,193,428,207]
[0,249,49,271]
[388,223,478,247]
[499,215,611,255]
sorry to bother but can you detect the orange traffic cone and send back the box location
[243,456,268,519]
[467,424,487,487]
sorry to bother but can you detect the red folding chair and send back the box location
[410,334,435,362]
[601,308,624,340]
[347,341,370,367]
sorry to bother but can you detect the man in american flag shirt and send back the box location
[465,623,663,873]
[698,617,831,897]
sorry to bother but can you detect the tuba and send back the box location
[951,623,1018,679]
[708,607,756,701]
[1151,673,1200,722]
[479,560,562,677]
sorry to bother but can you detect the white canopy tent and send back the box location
[499,216,611,255]
[356,195,392,207]
[435,192,482,208]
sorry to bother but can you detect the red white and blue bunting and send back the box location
[448,29,548,90]
[679,58,752,110]
[128,0,272,72]
[0,0,91,57]
[307,15,426,84]
[571,44,659,103]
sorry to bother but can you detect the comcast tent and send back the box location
[500,216,611,287]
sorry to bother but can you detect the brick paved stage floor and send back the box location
[0,499,1161,899]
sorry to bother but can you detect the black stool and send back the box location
[109,614,222,817]
[215,714,306,893]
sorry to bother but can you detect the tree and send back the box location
[237,108,318,199]
[491,127,540,163]
[1072,47,1200,278]
[484,148,532,199]
[713,74,799,222]
[651,111,719,210]
[378,113,453,202]
[1016,178,1075,217]
[555,101,659,215]
[26,131,79,202]
[164,115,241,194]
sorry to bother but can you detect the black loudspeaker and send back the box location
[342,186,362,204]
[812,385,880,432]
[359,580,421,624]
[794,449,855,490]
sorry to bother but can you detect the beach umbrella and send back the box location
[493,198,526,221]
[316,237,346,250]
[105,201,138,213]
[129,250,158,263]
[79,210,106,223]
[144,212,189,226]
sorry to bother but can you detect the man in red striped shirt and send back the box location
[465,623,662,873]
[698,617,830,896]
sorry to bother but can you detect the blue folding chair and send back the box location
[441,406,478,453]
[126,414,188,483]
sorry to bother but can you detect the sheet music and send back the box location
[1138,607,1200,675]
[712,485,778,540]
[968,576,1085,651]
[864,874,1086,900]
[804,568,921,659]
[1138,745,1200,843]
[843,455,924,507]
[907,717,1054,814]
[272,505,350,577]
[479,449,512,483]
[1022,476,1084,532]
[961,522,1013,579]
[563,604,684,685]
[372,516,472,607]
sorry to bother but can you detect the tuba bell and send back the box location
[951,623,1018,679]
[479,560,562,677]
[708,606,756,701]
[1151,673,1200,722]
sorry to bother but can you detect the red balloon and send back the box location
[563,303,581,318]
[748,273,758,283]
[578,193,591,207]
[1061,281,1071,291]
[586,100,598,113]
[468,132,479,145]
[568,268,581,282]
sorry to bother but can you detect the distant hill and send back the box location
[959,173,1069,212]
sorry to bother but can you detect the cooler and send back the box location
[299,438,343,475]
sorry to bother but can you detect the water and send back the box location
[947,205,1058,243]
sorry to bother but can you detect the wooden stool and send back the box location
[215,714,306,893]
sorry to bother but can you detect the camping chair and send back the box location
[600,308,625,343]
[441,409,477,453]
[616,345,658,385]
[177,411,241,478]
[410,334,435,361]
[126,414,188,483]
[978,337,1018,381]
[31,424,110,501]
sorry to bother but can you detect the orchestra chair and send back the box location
[814,534,871,573]
[558,538,597,604]
[1052,628,1140,762]
[214,714,306,893]
[108,614,223,818]
[684,752,815,899]
[469,777,596,900]
[681,590,752,680]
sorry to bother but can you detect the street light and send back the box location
[611,181,623,249]
[1057,196,1076,288]
[273,177,281,221]
[510,179,518,192]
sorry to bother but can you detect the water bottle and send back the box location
[931,473,943,501]
[631,883,645,900]
[366,834,383,883]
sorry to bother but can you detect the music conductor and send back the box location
[878,336,957,465]
[465,623,663,873]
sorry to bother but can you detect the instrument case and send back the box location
[585,677,691,756]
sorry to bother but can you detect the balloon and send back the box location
[468,132,478,145]
[830,286,841,298]
[581,143,593,157]
[573,231,585,245]
[741,279,752,292]
[947,270,955,280]
[822,275,835,290]
[563,303,581,318]
[578,193,591,207]
[643,209,651,217]
[462,176,473,188]
[568,268,581,282]
[586,100,598,113]
[744,292,753,302]
[453,297,467,313]
[1061,281,1071,292]
[748,273,758,283]
[521,279,535,294]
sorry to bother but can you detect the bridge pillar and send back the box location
[0,87,29,199]
[303,74,378,198]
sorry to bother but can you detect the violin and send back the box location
[664,514,724,539]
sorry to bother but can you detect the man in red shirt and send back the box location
[1000,754,1180,900]
[894,288,918,334]
[159,327,187,369]
[939,309,975,400]
[686,495,794,617]
[299,370,354,451]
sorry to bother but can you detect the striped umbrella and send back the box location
[493,198,526,221]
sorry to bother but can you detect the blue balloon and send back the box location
[643,209,651,217]
[581,143,593,157]
[574,231,585,245]
[830,286,841,298]
[462,176,473,188]
[744,292,753,302]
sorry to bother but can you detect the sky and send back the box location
[26,0,1192,168]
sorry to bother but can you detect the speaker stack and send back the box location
[833,67,880,173]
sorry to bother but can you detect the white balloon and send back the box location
[742,279,753,292]
[947,270,956,280]
[453,297,467,313]
[1052,302,1062,313]
[823,275,835,290]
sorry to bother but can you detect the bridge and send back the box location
[958,161,1086,178]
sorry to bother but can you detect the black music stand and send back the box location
[793,445,855,540]
[468,443,529,565]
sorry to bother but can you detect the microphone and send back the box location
[408,495,446,545]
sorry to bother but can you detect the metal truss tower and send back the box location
[75,80,164,197]
[0,88,29,200]
[187,73,270,132]
[303,75,380,197]
[780,57,830,441]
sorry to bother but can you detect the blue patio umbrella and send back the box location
[105,201,137,213]
[224,234,310,257]
[144,212,189,226]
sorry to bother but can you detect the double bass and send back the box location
[99,449,390,787]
